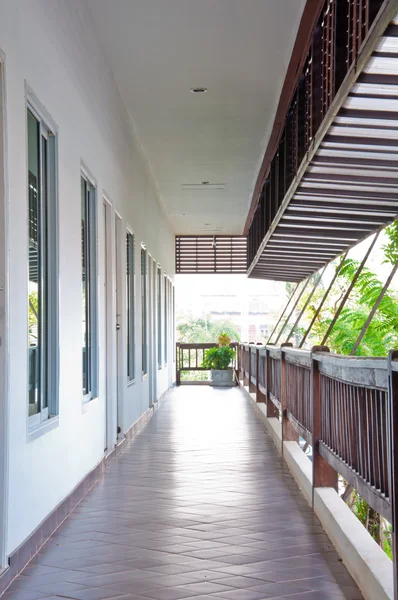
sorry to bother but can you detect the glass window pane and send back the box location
[173,285,175,361]
[141,248,147,374]
[27,101,58,423]
[41,136,49,409]
[28,110,40,416]
[127,232,135,380]
[164,276,167,364]
[81,177,97,400]
[157,267,161,367]
[81,178,89,395]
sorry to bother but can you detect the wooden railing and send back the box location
[176,339,398,589]
[238,343,398,530]
[247,0,387,269]
[176,342,238,385]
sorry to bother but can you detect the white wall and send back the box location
[0,0,175,555]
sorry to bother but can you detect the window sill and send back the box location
[127,379,136,388]
[82,395,99,414]
[27,415,59,443]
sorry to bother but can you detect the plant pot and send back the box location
[211,368,235,387]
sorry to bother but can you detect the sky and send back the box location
[175,229,398,339]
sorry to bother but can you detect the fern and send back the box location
[298,226,398,356]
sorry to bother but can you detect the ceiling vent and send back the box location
[190,227,225,232]
[181,183,226,191]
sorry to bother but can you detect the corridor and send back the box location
[5,387,362,600]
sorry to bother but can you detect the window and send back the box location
[141,246,147,375]
[172,284,175,361]
[126,232,135,381]
[157,266,162,368]
[164,275,168,365]
[27,102,58,427]
[81,174,98,401]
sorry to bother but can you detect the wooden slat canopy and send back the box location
[248,1,398,281]
[175,235,247,274]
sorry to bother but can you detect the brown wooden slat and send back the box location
[176,235,247,274]
[246,0,398,281]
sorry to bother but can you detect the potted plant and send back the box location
[202,334,236,387]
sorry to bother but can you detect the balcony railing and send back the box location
[238,342,396,518]
[246,0,395,279]
[239,342,398,576]
[176,342,239,385]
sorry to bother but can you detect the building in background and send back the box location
[176,274,286,342]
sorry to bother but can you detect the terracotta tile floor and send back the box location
[4,386,363,600]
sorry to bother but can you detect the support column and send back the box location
[312,346,338,506]
[249,346,256,393]
[256,347,265,403]
[265,346,279,418]
[176,343,181,386]
[388,350,398,600]
[243,346,249,386]
[281,343,298,446]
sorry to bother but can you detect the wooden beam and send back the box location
[244,0,326,235]
[311,346,338,501]
[388,350,398,600]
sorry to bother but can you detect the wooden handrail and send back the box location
[176,342,239,385]
[237,341,398,577]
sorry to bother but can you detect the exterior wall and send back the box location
[0,0,175,556]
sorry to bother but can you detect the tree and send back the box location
[279,223,398,356]
[29,291,39,342]
[177,313,240,343]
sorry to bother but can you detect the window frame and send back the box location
[81,170,98,404]
[157,266,162,369]
[141,245,148,377]
[172,284,175,362]
[164,275,168,366]
[26,89,59,434]
[126,229,135,383]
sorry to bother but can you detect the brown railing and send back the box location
[176,342,238,385]
[238,343,397,527]
[247,0,386,269]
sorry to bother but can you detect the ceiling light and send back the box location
[191,87,208,93]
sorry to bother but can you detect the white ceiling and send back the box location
[85,0,306,234]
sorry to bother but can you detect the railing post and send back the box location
[249,346,256,393]
[237,344,241,382]
[265,346,278,418]
[243,345,249,386]
[256,347,265,403]
[281,343,298,448]
[388,350,398,600]
[176,343,181,386]
[311,346,338,505]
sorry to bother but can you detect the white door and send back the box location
[102,202,108,451]
[115,213,123,438]
[147,257,157,406]
[103,198,116,452]
[147,257,153,407]
[152,258,157,402]
[0,56,8,569]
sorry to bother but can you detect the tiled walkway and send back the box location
[5,387,363,600]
